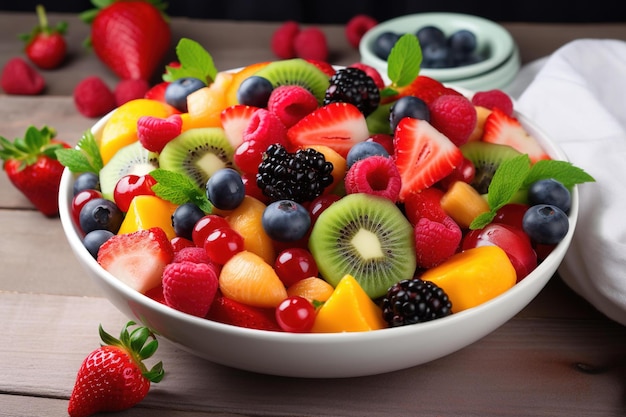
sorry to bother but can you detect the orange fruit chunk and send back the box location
[99,99,173,164]
[219,250,288,308]
[421,246,516,312]
[311,274,387,333]
[286,277,335,303]
[184,71,235,130]
[117,195,178,240]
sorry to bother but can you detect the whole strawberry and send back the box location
[0,126,70,217]
[68,321,165,417]
[81,0,171,81]
[20,5,68,70]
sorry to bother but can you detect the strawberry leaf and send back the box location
[386,34,422,88]
[150,168,213,213]
[163,38,217,85]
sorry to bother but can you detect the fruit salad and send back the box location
[58,36,594,334]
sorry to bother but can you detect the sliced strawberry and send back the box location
[481,108,550,164]
[393,118,464,201]
[286,102,369,157]
[206,293,282,331]
[144,81,169,104]
[220,104,260,149]
[382,75,462,105]
[97,227,174,294]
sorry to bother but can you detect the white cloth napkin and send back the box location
[516,38,626,326]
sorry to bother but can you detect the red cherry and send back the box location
[71,189,102,233]
[241,172,268,202]
[309,194,341,224]
[275,296,316,333]
[274,248,319,287]
[493,203,530,230]
[191,214,230,247]
[170,236,195,253]
[203,226,244,265]
[438,157,475,190]
[367,133,394,155]
[462,223,537,281]
[113,174,157,212]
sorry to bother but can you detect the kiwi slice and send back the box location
[99,141,159,201]
[158,127,235,189]
[461,141,523,194]
[309,193,416,299]
[253,58,330,104]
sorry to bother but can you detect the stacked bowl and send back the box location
[359,12,520,91]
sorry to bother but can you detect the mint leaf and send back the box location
[386,34,422,88]
[163,38,218,85]
[55,130,103,174]
[524,159,595,188]
[150,168,213,213]
[486,154,531,211]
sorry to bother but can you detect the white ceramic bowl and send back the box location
[59,108,577,378]
[360,12,519,89]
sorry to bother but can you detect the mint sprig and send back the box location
[150,168,213,213]
[469,157,595,230]
[380,34,422,98]
[162,38,218,85]
[55,130,103,174]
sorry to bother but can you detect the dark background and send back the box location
[2,0,626,23]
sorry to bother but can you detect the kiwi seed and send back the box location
[253,58,330,104]
[99,141,159,201]
[461,141,523,194]
[158,127,235,189]
[309,193,416,299]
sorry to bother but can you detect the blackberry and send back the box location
[381,278,452,327]
[256,144,334,203]
[323,67,380,117]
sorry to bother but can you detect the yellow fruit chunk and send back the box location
[468,106,492,142]
[225,61,271,106]
[306,144,347,193]
[286,277,335,303]
[421,246,516,312]
[440,180,490,228]
[184,72,235,130]
[99,99,173,164]
[219,250,288,308]
[311,274,387,333]
[213,195,276,264]
[117,195,178,240]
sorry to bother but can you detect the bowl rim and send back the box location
[359,12,516,82]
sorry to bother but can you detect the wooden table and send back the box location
[1,12,625,417]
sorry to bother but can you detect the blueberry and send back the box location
[522,204,569,245]
[527,179,571,213]
[373,31,400,60]
[262,200,311,242]
[171,202,206,240]
[415,26,446,49]
[389,96,430,132]
[346,141,390,168]
[79,198,124,234]
[206,168,246,210]
[237,76,274,107]
[448,29,477,55]
[165,77,206,112]
[83,229,114,259]
[422,43,452,68]
[73,172,100,195]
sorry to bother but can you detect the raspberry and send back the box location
[471,89,514,116]
[414,216,462,269]
[344,155,401,202]
[73,76,116,118]
[233,108,288,174]
[304,59,336,77]
[267,85,319,128]
[293,27,328,61]
[1,57,45,95]
[172,246,213,265]
[137,113,183,152]
[114,78,150,106]
[382,278,453,327]
[403,187,446,224]
[428,94,477,146]
[345,14,378,49]
[256,143,334,203]
[348,62,385,89]
[271,20,300,59]
[162,261,219,317]
[324,67,380,117]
